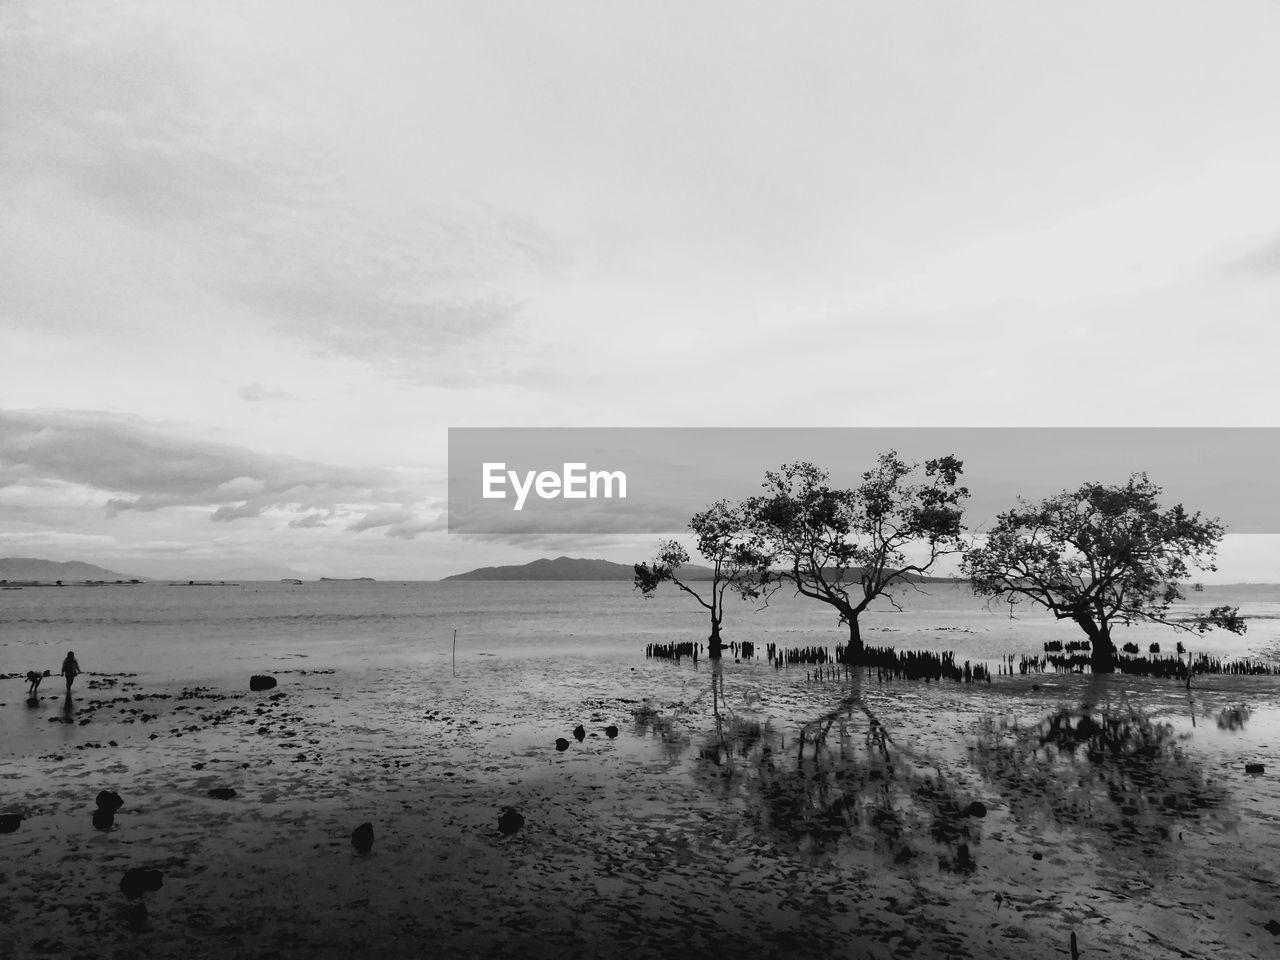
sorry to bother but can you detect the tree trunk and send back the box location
[708,616,724,660]
[1074,615,1116,673]
[843,616,864,664]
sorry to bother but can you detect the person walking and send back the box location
[60,651,81,692]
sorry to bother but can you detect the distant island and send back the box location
[0,556,141,584]
[444,555,967,584]
[444,556,714,581]
[319,576,376,582]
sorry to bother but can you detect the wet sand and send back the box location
[3,657,1280,960]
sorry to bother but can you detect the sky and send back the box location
[2,0,1280,581]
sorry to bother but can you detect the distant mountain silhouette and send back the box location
[444,555,715,581]
[444,555,962,584]
[0,557,141,583]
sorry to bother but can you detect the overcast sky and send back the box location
[3,1,1280,580]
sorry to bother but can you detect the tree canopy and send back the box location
[961,473,1243,672]
[633,499,766,657]
[745,451,968,661]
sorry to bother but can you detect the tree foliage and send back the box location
[633,499,766,656]
[961,473,1243,672]
[744,452,968,659]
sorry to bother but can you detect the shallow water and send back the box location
[4,579,1278,687]
[4,582,1280,958]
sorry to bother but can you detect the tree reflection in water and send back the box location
[671,661,986,874]
[634,663,1242,878]
[971,679,1234,849]
[1216,704,1251,731]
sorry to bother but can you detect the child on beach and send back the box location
[25,670,43,696]
[60,652,81,691]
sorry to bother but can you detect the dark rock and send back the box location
[604,725,619,739]
[119,868,163,899]
[0,813,23,833]
[96,790,124,812]
[967,801,987,818]
[498,809,525,836]
[1032,852,1044,861]
[249,675,277,691]
[1246,763,1265,775]
[351,822,374,853]
[1265,918,1280,935]
[572,724,586,742]
[93,808,116,830]
[123,901,148,932]
[555,738,570,752]
[208,788,237,800]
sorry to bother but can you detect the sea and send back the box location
[4,578,1279,688]
[6,578,1280,960]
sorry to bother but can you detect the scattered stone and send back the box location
[0,813,24,833]
[1246,763,1265,775]
[555,738,570,752]
[93,808,116,830]
[250,675,278,692]
[208,788,237,800]
[119,868,163,899]
[351,822,374,853]
[123,901,148,932]
[967,800,987,818]
[1264,918,1280,935]
[1032,851,1044,861]
[498,809,525,836]
[96,790,124,812]
[572,724,586,742]
[604,725,619,739]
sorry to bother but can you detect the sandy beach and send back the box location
[4,649,1280,960]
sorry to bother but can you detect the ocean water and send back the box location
[5,578,1280,959]
[3,578,1278,687]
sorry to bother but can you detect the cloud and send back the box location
[0,3,565,387]
[386,515,446,540]
[210,502,266,522]
[341,508,445,540]
[1223,231,1280,279]
[288,512,331,529]
[0,408,429,529]
[347,507,416,534]
[238,382,299,403]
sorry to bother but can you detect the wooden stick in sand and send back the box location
[453,629,458,677]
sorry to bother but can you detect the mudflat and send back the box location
[3,657,1279,960]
